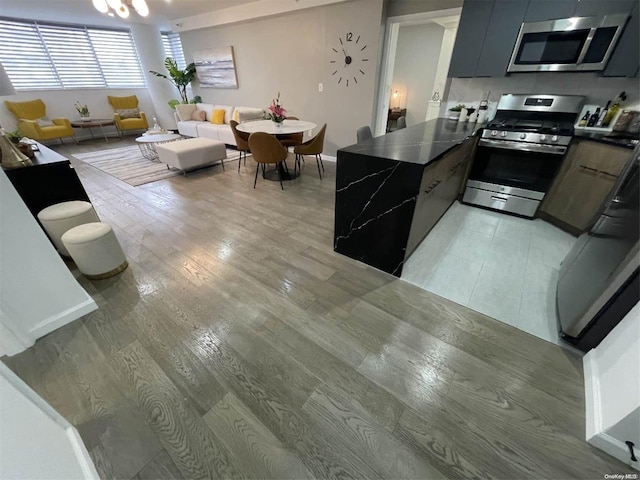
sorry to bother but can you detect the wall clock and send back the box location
[329,32,368,87]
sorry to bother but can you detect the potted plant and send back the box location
[266,92,287,127]
[448,104,465,121]
[74,102,90,121]
[5,129,23,144]
[150,58,198,109]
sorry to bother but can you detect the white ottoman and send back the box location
[37,201,100,256]
[156,137,227,174]
[61,222,128,280]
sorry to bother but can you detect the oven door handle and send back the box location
[478,139,567,155]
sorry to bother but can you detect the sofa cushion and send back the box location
[176,120,201,138]
[176,104,197,122]
[191,109,206,121]
[196,103,215,121]
[213,105,234,124]
[195,122,222,141]
[234,106,265,123]
[212,109,225,125]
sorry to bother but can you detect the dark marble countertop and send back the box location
[574,131,638,149]
[339,118,483,165]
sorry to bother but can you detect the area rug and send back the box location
[73,145,243,187]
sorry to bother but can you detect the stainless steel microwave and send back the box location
[507,14,629,72]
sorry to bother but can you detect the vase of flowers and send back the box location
[75,101,91,121]
[267,92,287,128]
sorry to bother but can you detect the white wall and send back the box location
[391,23,444,127]
[387,0,463,17]
[179,0,385,154]
[0,168,97,357]
[584,302,640,470]
[0,363,98,479]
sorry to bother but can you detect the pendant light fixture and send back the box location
[93,0,149,18]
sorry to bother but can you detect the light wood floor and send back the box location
[3,137,633,479]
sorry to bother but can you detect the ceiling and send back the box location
[0,0,256,29]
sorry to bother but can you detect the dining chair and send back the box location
[294,123,327,180]
[230,120,250,172]
[277,116,303,148]
[396,116,407,129]
[357,125,373,143]
[248,132,294,190]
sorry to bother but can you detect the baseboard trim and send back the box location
[28,297,98,339]
[584,352,640,471]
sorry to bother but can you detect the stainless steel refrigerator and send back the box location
[557,146,640,351]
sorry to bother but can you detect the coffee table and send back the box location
[70,118,118,143]
[135,133,182,161]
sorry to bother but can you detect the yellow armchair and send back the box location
[4,99,75,143]
[107,95,148,134]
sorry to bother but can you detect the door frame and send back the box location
[373,7,461,136]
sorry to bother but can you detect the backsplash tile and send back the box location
[442,73,639,118]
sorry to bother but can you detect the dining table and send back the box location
[237,119,317,180]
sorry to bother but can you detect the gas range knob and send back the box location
[491,130,498,137]
[500,131,508,137]
[551,135,558,142]
[519,133,527,140]
[540,134,547,141]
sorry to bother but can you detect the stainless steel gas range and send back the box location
[463,94,585,217]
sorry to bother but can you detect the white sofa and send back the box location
[174,103,265,147]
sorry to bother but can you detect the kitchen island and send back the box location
[334,119,480,276]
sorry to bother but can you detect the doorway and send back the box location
[374,8,461,136]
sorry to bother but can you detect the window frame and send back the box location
[0,16,147,92]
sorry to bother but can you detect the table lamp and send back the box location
[0,63,32,169]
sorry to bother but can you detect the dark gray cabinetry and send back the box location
[573,0,635,16]
[602,2,639,77]
[523,0,576,22]
[475,0,529,77]
[449,0,638,78]
[447,0,493,78]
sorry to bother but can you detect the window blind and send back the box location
[161,31,186,69]
[0,18,146,91]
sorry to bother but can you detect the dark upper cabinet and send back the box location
[602,2,639,77]
[449,0,638,78]
[573,0,636,16]
[448,0,493,78]
[475,0,529,77]
[523,0,577,22]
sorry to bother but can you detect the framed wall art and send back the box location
[193,46,238,89]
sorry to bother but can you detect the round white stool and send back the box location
[61,222,128,280]
[37,201,100,256]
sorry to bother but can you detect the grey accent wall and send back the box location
[392,23,444,126]
[387,0,463,17]
[179,0,384,155]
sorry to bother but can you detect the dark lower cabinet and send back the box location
[5,158,91,220]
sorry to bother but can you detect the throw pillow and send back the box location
[191,110,206,121]
[176,104,197,122]
[233,109,240,123]
[116,108,140,119]
[35,116,54,127]
[211,109,225,124]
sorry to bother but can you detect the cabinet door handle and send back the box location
[491,195,508,202]
[579,164,618,179]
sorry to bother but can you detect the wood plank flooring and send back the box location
[3,138,633,479]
